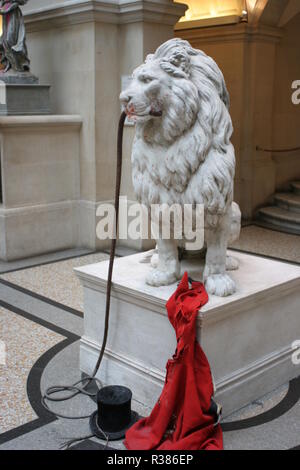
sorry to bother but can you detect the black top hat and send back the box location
[90,385,139,441]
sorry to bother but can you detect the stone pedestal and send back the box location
[0,72,51,115]
[75,251,300,416]
[0,83,51,115]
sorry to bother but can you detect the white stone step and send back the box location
[274,192,300,213]
[291,181,300,195]
[258,206,300,235]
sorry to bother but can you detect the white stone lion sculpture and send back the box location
[120,38,241,297]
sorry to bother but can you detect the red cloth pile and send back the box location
[124,272,223,450]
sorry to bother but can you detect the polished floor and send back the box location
[0,228,299,450]
[0,252,109,313]
[0,307,63,434]
[230,225,300,264]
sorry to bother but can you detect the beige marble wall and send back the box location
[26,23,96,202]
[178,24,281,218]
[247,38,278,213]
[16,0,186,254]
[178,10,300,219]
[272,13,300,190]
[0,116,82,260]
[1,118,81,208]
[180,37,245,209]
[95,22,119,203]
[177,1,300,219]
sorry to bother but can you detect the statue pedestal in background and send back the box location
[0,72,51,115]
[75,250,300,416]
[0,1,50,114]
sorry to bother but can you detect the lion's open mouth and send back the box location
[125,103,162,120]
[149,108,163,117]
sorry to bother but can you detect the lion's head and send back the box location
[120,38,232,150]
[120,38,236,215]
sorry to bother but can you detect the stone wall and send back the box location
[20,0,186,252]
[3,0,298,260]
[272,13,300,190]
[0,116,82,260]
[177,0,300,218]
[177,23,282,218]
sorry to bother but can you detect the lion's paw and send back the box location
[146,269,179,287]
[150,253,159,269]
[226,256,239,271]
[205,273,236,297]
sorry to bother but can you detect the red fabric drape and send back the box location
[124,272,223,451]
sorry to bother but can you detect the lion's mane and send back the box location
[132,38,236,218]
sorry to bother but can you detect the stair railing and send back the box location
[256,145,300,153]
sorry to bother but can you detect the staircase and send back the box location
[256,182,300,235]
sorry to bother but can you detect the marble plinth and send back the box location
[75,251,300,416]
[0,80,50,115]
[0,71,39,84]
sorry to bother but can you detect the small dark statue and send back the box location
[0,0,30,73]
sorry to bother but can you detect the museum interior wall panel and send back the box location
[272,13,300,190]
[24,15,119,251]
[181,37,245,210]
[258,0,290,27]
[1,200,78,261]
[248,38,277,212]
[26,22,97,203]
[177,0,300,218]
[19,1,186,253]
[118,22,145,204]
[177,23,282,218]
[177,26,249,216]
[1,122,80,208]
[95,22,120,203]
[0,117,82,260]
